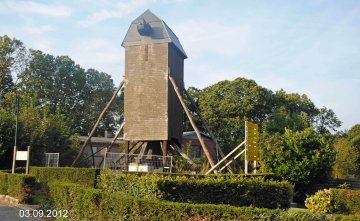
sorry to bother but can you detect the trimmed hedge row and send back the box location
[30,167,100,187]
[99,170,293,209]
[0,171,36,203]
[306,188,360,215]
[49,182,348,221]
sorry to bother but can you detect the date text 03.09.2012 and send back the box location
[19,209,69,218]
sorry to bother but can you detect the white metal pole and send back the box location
[12,145,17,174]
[26,146,30,174]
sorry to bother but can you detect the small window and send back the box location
[145,45,148,61]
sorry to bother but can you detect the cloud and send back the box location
[1,1,72,17]
[173,19,252,57]
[69,37,124,83]
[24,25,55,35]
[78,0,156,27]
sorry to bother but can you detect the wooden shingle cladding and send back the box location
[123,43,185,142]
[168,43,185,143]
[123,9,186,144]
[124,43,168,141]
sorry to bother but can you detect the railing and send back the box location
[103,152,173,172]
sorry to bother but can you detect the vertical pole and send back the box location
[253,160,257,174]
[103,147,108,169]
[26,146,30,174]
[161,140,168,166]
[89,139,96,168]
[244,156,248,175]
[12,145,17,174]
[125,141,129,171]
[245,122,248,174]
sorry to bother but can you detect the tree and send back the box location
[198,77,273,152]
[261,127,335,201]
[332,138,359,178]
[19,50,121,135]
[315,107,342,134]
[0,35,27,96]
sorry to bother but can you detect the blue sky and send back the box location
[0,0,359,130]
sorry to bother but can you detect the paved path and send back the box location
[0,204,38,221]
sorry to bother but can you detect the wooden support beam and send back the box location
[183,90,234,174]
[89,139,96,168]
[71,80,124,166]
[169,144,196,168]
[125,141,129,171]
[106,122,125,152]
[219,149,245,172]
[169,75,217,173]
[205,141,245,175]
[161,140,168,166]
[129,141,142,154]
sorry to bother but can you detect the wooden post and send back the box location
[183,90,234,174]
[161,140,168,166]
[72,80,124,166]
[12,145,17,174]
[26,146,30,174]
[125,141,129,171]
[169,75,217,173]
[244,155,248,175]
[89,139,96,168]
[103,147,108,169]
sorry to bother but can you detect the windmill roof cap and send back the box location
[122,9,187,58]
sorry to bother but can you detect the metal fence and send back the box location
[103,152,172,172]
[44,153,59,167]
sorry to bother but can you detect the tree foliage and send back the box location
[332,124,360,178]
[0,35,27,96]
[0,35,121,168]
[18,49,121,135]
[197,78,273,151]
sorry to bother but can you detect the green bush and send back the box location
[49,181,359,221]
[305,188,360,215]
[0,171,36,203]
[99,170,293,209]
[30,166,100,187]
[305,189,334,214]
[332,189,360,215]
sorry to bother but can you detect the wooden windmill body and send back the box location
[122,10,187,156]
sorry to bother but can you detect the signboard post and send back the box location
[245,121,259,174]
[12,146,30,174]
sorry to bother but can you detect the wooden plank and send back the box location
[169,143,196,168]
[169,75,217,172]
[205,141,245,175]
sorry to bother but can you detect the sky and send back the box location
[0,0,359,130]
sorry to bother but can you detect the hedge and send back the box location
[99,170,293,209]
[49,182,360,221]
[30,167,100,187]
[305,188,360,215]
[0,171,36,203]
